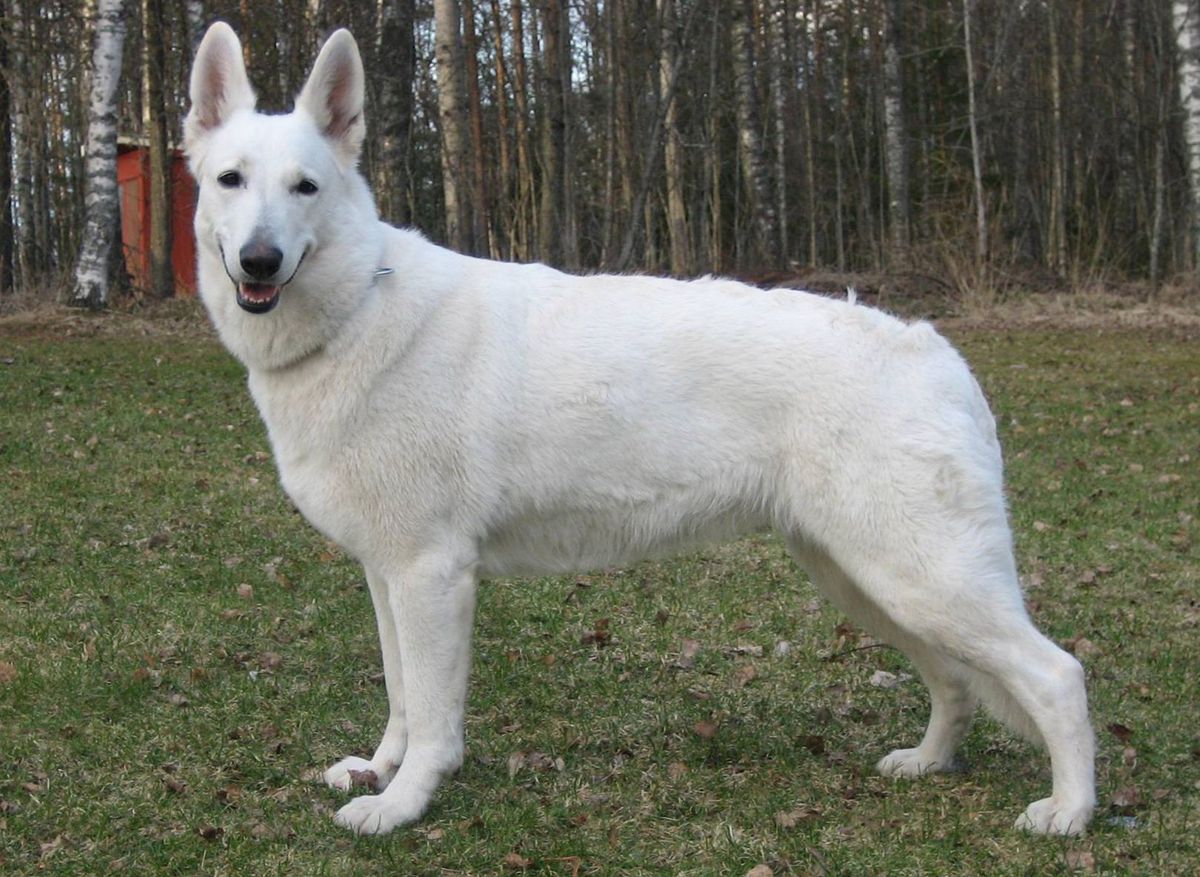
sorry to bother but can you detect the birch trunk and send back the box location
[1174,0,1200,272]
[71,0,127,310]
[1047,1,1068,274]
[730,0,781,267]
[767,0,790,264]
[0,11,12,294]
[434,0,470,251]
[462,0,493,256]
[537,0,566,265]
[659,0,691,275]
[881,0,909,266]
[373,0,416,226]
[963,0,987,267]
[509,0,535,260]
[488,0,515,257]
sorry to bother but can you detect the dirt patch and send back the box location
[3,275,1198,341]
[0,298,217,341]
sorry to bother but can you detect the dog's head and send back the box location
[185,24,382,365]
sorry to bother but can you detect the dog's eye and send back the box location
[295,179,319,196]
[217,170,243,188]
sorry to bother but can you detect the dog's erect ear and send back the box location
[184,22,256,156]
[296,29,366,167]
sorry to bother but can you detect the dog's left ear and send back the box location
[297,29,366,167]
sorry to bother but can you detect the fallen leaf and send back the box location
[0,662,17,685]
[257,652,283,672]
[732,619,754,633]
[693,720,718,740]
[1107,722,1133,743]
[1064,849,1096,872]
[503,851,533,870]
[799,734,826,756]
[733,663,758,688]
[250,822,273,840]
[580,618,611,646]
[163,776,187,795]
[746,866,774,877]
[167,692,190,708]
[236,583,254,600]
[1111,785,1142,813]
[869,670,899,689]
[197,824,222,841]
[774,805,821,829]
[667,762,688,780]
[39,835,64,860]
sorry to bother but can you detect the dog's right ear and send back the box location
[184,22,256,158]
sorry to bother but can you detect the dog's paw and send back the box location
[333,793,418,836]
[323,756,394,793]
[876,747,955,778]
[1015,796,1093,836]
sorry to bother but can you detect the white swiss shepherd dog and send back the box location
[184,23,1095,837]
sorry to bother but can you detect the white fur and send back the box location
[185,25,1096,837]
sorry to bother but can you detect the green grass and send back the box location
[1,319,1197,875]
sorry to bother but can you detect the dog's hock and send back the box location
[297,29,366,166]
[184,22,256,148]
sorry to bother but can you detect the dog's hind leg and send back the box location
[789,542,977,778]
[333,545,478,835]
[324,566,408,793]
[794,528,1095,836]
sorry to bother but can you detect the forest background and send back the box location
[4,0,1200,310]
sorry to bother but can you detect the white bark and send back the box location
[71,0,127,309]
[963,0,987,266]
[1174,0,1200,271]
[882,0,909,264]
[434,0,468,251]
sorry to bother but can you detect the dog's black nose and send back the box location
[239,242,284,280]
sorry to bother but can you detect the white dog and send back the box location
[184,23,1095,836]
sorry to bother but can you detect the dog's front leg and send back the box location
[333,547,477,835]
[323,566,408,793]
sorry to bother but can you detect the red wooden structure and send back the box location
[116,141,197,295]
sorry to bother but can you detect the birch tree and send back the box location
[730,0,780,267]
[659,0,691,275]
[1175,0,1200,271]
[881,0,909,266]
[71,0,127,310]
[434,0,470,251]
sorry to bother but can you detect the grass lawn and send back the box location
[1,312,1197,875]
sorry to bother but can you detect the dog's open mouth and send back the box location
[237,282,281,314]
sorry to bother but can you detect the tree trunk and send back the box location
[0,7,12,295]
[1174,0,1200,272]
[143,0,174,298]
[659,0,691,275]
[767,0,790,264]
[537,0,566,265]
[10,0,34,289]
[1047,1,1068,274]
[488,0,515,257]
[373,0,416,226]
[434,0,470,251]
[963,0,987,267]
[881,0,909,266]
[462,0,493,256]
[730,0,781,268]
[71,0,127,310]
[509,0,535,260]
